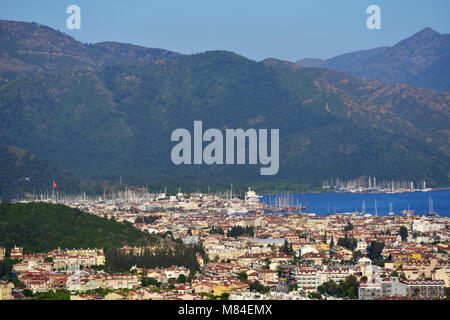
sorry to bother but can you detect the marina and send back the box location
[261,189,450,217]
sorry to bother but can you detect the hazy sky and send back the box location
[1,0,449,62]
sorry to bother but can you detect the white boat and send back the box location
[388,202,395,216]
[245,187,262,204]
[227,207,249,214]
[426,196,439,217]
[402,204,414,216]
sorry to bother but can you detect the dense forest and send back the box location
[0,202,161,252]
[0,201,202,273]
[1,20,449,194]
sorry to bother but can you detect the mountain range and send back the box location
[0,20,180,86]
[0,145,80,200]
[0,20,449,197]
[296,27,450,92]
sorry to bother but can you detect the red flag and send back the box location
[53,180,58,190]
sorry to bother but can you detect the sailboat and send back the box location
[402,204,414,216]
[388,202,395,216]
[296,196,307,211]
[426,196,439,217]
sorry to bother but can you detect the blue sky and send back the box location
[1,0,449,61]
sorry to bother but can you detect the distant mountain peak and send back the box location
[295,27,450,92]
[399,27,441,44]
[262,58,302,71]
[0,19,182,84]
[415,27,440,37]
[294,58,326,68]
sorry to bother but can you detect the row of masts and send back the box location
[24,182,249,204]
[359,199,391,216]
[323,177,427,191]
[358,196,437,216]
[262,192,307,211]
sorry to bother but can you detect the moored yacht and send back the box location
[426,196,439,217]
[402,204,414,216]
[388,202,395,216]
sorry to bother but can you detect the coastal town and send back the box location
[0,188,449,300]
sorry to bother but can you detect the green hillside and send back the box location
[0,146,81,200]
[1,51,448,188]
[0,21,449,191]
[0,20,181,85]
[0,202,160,253]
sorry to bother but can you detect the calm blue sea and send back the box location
[261,189,450,217]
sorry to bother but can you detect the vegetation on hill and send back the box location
[0,202,160,252]
[0,258,19,278]
[297,28,450,92]
[0,201,202,273]
[227,226,255,238]
[1,21,449,193]
[0,146,80,200]
[104,247,200,274]
[0,20,181,85]
[337,234,357,251]
[317,275,359,299]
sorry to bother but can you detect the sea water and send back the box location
[261,189,450,217]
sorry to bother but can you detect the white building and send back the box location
[412,219,444,233]
[358,281,382,300]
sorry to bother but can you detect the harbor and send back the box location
[261,189,450,217]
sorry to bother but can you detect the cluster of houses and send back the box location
[1,191,449,300]
[2,246,138,296]
[359,278,445,300]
